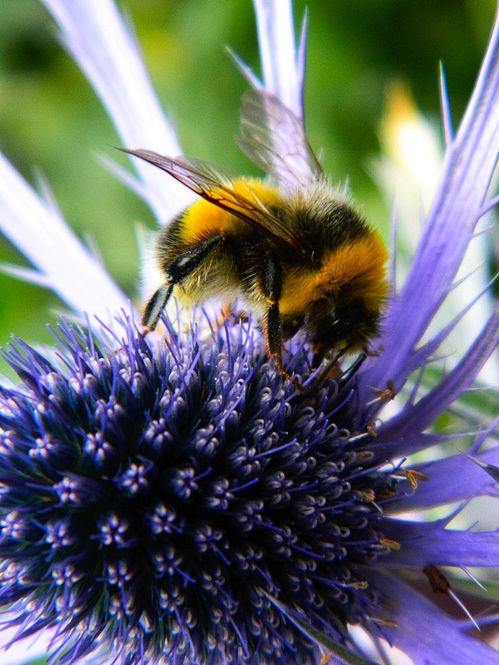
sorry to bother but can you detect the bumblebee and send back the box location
[124,90,388,374]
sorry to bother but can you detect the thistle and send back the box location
[0,2,498,665]
[0,316,426,664]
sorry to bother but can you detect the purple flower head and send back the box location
[0,2,498,665]
[0,315,426,664]
[0,305,494,665]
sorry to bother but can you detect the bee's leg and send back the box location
[265,301,303,392]
[265,297,284,370]
[142,283,174,329]
[260,253,282,360]
[260,253,301,389]
[142,234,223,329]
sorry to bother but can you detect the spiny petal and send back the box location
[439,62,454,146]
[253,0,305,116]
[366,9,499,391]
[396,447,499,511]
[41,0,194,223]
[0,153,131,325]
[384,522,499,568]
[371,571,499,665]
[374,303,499,440]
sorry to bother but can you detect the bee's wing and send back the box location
[121,148,301,249]
[236,89,324,191]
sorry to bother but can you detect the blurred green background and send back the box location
[0,0,496,363]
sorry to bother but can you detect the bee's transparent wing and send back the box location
[236,89,323,191]
[121,148,301,249]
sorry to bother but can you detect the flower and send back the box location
[0,2,498,665]
[1,308,494,665]
[0,315,422,665]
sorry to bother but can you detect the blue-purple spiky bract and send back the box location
[0,314,410,665]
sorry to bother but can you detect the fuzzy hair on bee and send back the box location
[122,89,389,377]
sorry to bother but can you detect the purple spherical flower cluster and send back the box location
[0,317,398,664]
[0,310,497,665]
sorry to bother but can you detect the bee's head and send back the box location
[307,233,389,353]
[308,298,383,354]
